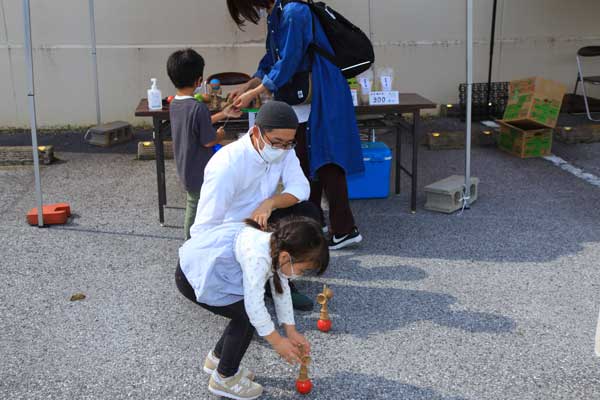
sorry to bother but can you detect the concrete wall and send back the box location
[1,0,599,128]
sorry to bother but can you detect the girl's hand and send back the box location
[272,337,303,365]
[233,91,256,110]
[228,78,261,102]
[286,329,311,356]
[228,87,245,102]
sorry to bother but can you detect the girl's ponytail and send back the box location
[269,231,284,294]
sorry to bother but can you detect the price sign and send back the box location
[369,91,399,106]
[350,89,358,106]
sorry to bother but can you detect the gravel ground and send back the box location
[1,116,599,400]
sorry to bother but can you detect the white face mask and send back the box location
[255,127,287,163]
[279,256,300,280]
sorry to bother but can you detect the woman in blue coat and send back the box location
[228,0,364,250]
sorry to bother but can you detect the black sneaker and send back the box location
[265,281,313,311]
[329,227,363,250]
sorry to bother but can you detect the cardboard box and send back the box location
[503,77,567,129]
[497,120,552,158]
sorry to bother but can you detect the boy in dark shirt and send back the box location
[167,49,241,239]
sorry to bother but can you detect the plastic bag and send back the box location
[376,67,394,92]
[357,69,374,105]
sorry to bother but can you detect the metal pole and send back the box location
[88,0,101,125]
[464,0,473,209]
[485,0,498,118]
[23,0,44,226]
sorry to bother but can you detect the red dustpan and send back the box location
[27,203,71,226]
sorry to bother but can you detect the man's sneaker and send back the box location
[289,282,313,311]
[209,370,263,400]
[203,351,255,381]
[329,227,363,250]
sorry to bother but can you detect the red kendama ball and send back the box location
[166,95,175,104]
[296,379,313,394]
[317,319,332,332]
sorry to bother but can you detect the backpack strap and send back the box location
[279,0,337,66]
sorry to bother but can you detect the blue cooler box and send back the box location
[347,142,392,199]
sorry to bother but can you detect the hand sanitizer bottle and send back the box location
[147,78,162,110]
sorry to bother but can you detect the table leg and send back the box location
[411,111,420,213]
[153,116,166,225]
[395,124,401,195]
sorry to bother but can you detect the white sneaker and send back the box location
[203,351,255,381]
[208,370,263,400]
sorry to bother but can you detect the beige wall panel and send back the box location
[93,0,264,45]
[371,0,492,43]
[2,0,600,127]
[0,48,19,127]
[24,48,95,127]
[28,0,90,45]
[499,0,600,38]
[0,1,8,44]
[1,0,25,44]
[1,47,28,128]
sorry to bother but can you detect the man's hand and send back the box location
[251,198,274,230]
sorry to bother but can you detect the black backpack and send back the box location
[282,0,375,78]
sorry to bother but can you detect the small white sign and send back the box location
[358,77,372,93]
[380,76,393,92]
[351,89,358,107]
[369,91,399,106]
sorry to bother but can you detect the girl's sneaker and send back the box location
[203,351,255,381]
[208,370,263,400]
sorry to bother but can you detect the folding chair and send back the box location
[574,46,600,121]
[206,72,251,86]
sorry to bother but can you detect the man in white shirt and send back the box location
[190,101,320,310]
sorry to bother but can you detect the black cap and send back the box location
[255,101,299,130]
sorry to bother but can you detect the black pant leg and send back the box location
[200,301,255,377]
[317,164,356,235]
[294,123,326,225]
[175,263,255,377]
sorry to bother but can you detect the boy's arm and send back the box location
[211,104,243,124]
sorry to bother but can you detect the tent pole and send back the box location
[485,0,498,117]
[23,0,44,227]
[464,0,473,209]
[88,0,101,125]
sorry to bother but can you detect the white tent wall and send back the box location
[1,0,600,128]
